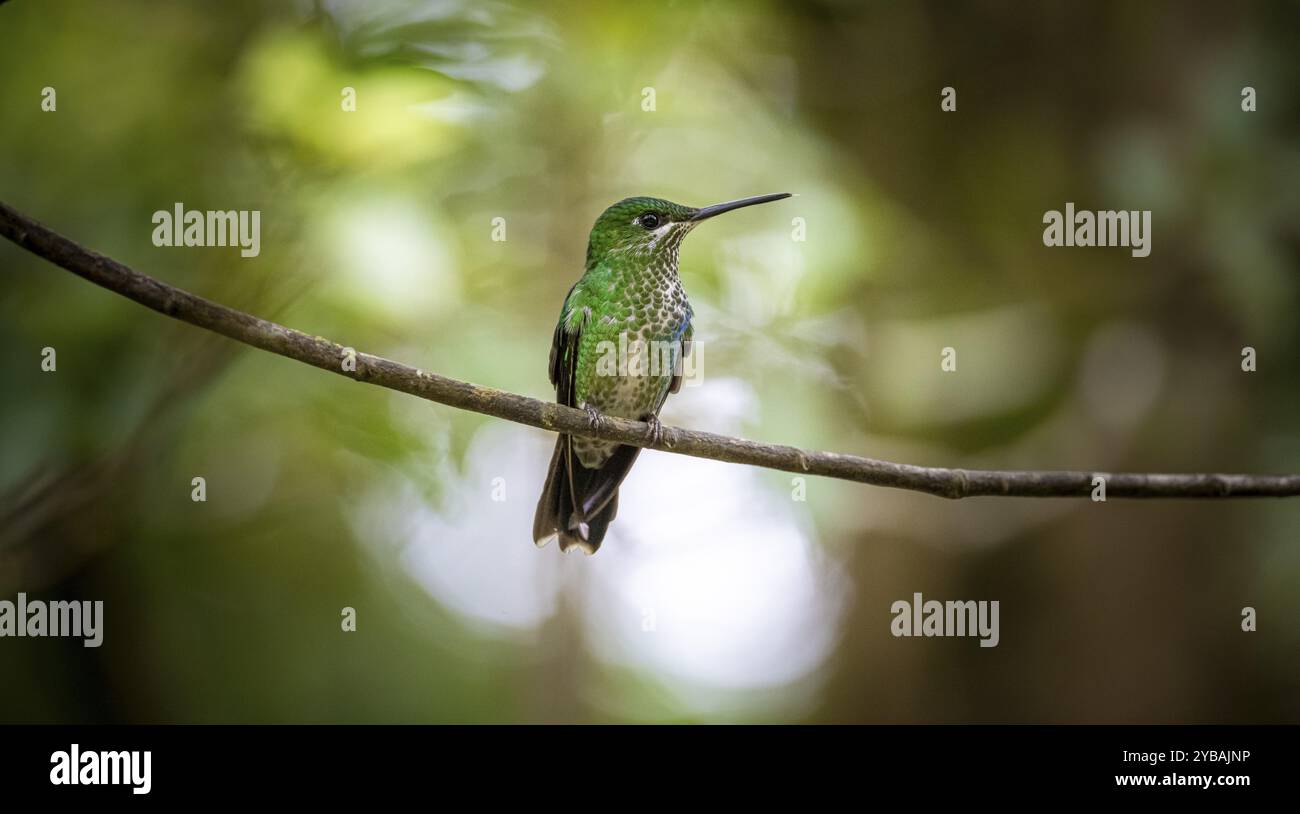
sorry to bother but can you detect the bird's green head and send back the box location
[585,193,791,269]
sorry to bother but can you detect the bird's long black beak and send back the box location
[691,192,791,222]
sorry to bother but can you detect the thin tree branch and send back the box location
[2,200,1298,499]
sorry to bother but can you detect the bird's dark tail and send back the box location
[533,434,641,555]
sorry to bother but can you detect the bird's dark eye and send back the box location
[639,212,661,229]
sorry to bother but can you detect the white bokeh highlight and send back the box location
[351,378,848,716]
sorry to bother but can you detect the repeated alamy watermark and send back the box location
[593,335,702,385]
[891,591,999,648]
[1043,202,1150,258]
[0,592,103,647]
[152,202,261,258]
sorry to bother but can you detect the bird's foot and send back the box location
[643,414,675,447]
[583,403,609,432]
[643,414,662,446]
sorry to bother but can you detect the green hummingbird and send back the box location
[533,192,791,554]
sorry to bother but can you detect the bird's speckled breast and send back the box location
[569,253,690,467]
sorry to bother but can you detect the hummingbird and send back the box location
[533,192,791,554]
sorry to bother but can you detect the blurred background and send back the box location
[1,0,1298,723]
